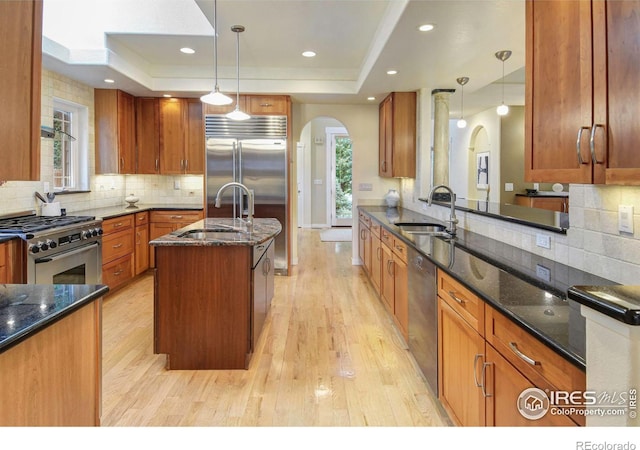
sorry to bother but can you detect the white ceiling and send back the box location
[41,0,525,117]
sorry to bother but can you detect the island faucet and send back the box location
[214,181,254,232]
[426,184,458,236]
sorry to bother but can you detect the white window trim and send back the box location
[53,98,89,192]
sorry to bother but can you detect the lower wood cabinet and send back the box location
[101,215,135,291]
[149,210,204,267]
[134,211,149,275]
[514,195,568,213]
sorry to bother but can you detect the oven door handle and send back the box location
[34,241,100,264]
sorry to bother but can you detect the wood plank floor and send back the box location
[101,229,449,426]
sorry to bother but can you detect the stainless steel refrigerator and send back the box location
[205,115,288,274]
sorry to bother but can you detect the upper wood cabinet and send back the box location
[95,89,136,174]
[202,95,245,115]
[525,0,640,185]
[135,97,160,174]
[159,98,204,174]
[247,95,290,116]
[378,92,416,178]
[0,0,42,181]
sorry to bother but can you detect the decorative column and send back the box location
[431,89,455,187]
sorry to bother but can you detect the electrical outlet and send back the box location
[358,183,373,191]
[505,183,514,192]
[533,183,540,190]
[536,233,551,249]
[619,205,634,233]
[536,264,551,282]
[313,179,323,185]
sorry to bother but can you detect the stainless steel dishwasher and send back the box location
[407,246,438,394]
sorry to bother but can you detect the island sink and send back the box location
[177,229,249,240]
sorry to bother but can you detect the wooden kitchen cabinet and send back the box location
[149,210,204,267]
[392,237,409,340]
[159,98,204,174]
[370,221,382,295]
[525,0,640,185]
[134,211,149,275]
[438,273,486,427]
[0,0,42,181]
[101,215,135,291]
[95,89,136,174]
[135,97,160,174]
[203,94,246,115]
[246,95,290,116]
[358,212,372,275]
[378,92,416,178]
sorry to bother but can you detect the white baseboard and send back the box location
[353,258,363,266]
[311,223,330,229]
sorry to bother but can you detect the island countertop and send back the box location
[149,218,282,247]
[0,283,109,354]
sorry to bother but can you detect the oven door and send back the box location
[33,241,102,284]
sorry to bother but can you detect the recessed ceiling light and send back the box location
[367,97,376,101]
[302,50,316,58]
[104,78,115,84]
[180,47,195,54]
[163,94,172,98]
[387,70,398,75]
[418,24,435,32]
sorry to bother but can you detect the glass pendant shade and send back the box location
[457,118,467,128]
[456,76,468,129]
[201,0,233,106]
[497,104,509,116]
[495,50,512,117]
[226,25,250,121]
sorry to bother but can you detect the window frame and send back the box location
[52,98,89,192]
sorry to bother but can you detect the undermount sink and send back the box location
[394,222,450,236]
[178,229,249,240]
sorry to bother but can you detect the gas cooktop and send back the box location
[0,213,96,234]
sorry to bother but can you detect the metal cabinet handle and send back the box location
[171,215,183,219]
[112,243,123,249]
[387,259,394,276]
[394,245,404,252]
[113,222,123,228]
[448,290,465,305]
[381,161,387,172]
[155,159,159,172]
[576,126,590,166]
[590,123,605,165]
[113,270,123,276]
[260,103,272,107]
[376,246,382,261]
[120,157,124,170]
[184,159,189,171]
[509,342,539,366]
[473,353,483,388]
[481,362,492,398]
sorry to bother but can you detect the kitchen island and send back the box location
[150,218,281,370]
[0,283,108,426]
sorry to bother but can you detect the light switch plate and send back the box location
[313,179,323,185]
[358,183,373,191]
[536,233,551,249]
[619,205,634,233]
[536,264,551,282]
[533,183,540,190]
[505,183,514,192]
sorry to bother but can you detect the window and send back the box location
[52,99,89,192]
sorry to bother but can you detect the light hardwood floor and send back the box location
[101,229,448,426]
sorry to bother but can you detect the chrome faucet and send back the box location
[214,182,254,232]
[426,184,458,236]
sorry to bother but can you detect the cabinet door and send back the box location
[185,99,204,174]
[118,90,136,174]
[0,0,42,181]
[135,224,149,275]
[246,95,290,115]
[594,0,640,185]
[159,98,186,174]
[370,236,382,294]
[393,255,408,341]
[485,344,577,426]
[438,297,486,426]
[203,95,245,115]
[149,222,177,268]
[380,243,394,314]
[135,97,160,174]
[525,0,594,183]
[358,221,368,271]
[378,95,393,177]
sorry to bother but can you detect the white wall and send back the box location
[0,70,203,217]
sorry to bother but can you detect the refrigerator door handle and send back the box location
[238,141,243,184]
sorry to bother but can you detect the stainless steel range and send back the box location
[0,211,103,284]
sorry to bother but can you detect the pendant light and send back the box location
[200,0,233,106]
[495,50,512,116]
[456,77,469,129]
[226,25,251,121]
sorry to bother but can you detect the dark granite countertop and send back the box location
[359,206,618,369]
[0,284,109,354]
[71,203,203,220]
[568,286,640,326]
[0,235,17,244]
[149,218,281,247]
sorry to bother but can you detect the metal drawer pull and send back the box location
[448,290,465,305]
[113,222,123,228]
[395,245,404,252]
[171,215,183,219]
[509,342,539,366]
[112,243,123,249]
[473,353,483,388]
[589,123,605,164]
[481,362,492,398]
[113,270,123,276]
[260,103,272,107]
[576,126,590,166]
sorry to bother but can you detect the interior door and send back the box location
[328,129,352,227]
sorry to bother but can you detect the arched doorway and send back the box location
[297,117,352,228]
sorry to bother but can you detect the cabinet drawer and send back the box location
[438,269,485,335]
[380,227,393,247]
[485,305,585,396]
[370,221,381,238]
[134,211,149,226]
[358,211,371,228]
[102,254,133,290]
[391,236,408,263]
[102,228,134,263]
[102,215,134,235]
[150,210,203,224]
[247,95,289,115]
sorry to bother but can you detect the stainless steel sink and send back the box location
[178,229,249,240]
[395,222,449,236]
